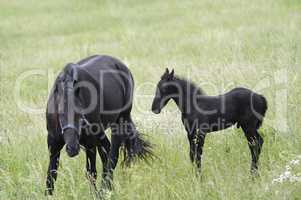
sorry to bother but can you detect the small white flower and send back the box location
[283,171,291,177]
[272,155,301,184]
[290,159,300,165]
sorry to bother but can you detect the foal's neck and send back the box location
[171,78,203,115]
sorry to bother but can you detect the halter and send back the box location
[59,79,92,135]
[61,124,79,134]
[59,112,92,136]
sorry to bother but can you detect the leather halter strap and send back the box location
[61,124,78,134]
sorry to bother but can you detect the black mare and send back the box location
[45,55,152,195]
[151,68,267,174]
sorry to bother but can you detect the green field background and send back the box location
[0,0,301,199]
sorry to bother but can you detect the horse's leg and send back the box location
[256,130,264,159]
[183,117,201,164]
[85,146,97,188]
[195,129,206,174]
[104,127,123,190]
[45,135,64,195]
[183,119,196,163]
[187,131,196,163]
[95,133,111,186]
[241,124,264,174]
[186,127,206,174]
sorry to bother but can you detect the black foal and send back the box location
[152,68,267,174]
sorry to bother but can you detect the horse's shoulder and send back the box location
[77,55,130,75]
[230,87,251,93]
[77,55,101,65]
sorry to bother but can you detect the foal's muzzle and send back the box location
[152,108,161,114]
[151,98,162,114]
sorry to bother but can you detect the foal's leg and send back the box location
[187,131,196,163]
[186,127,206,173]
[45,135,64,195]
[195,129,206,172]
[184,123,197,163]
[241,124,264,174]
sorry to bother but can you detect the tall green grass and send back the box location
[0,0,300,199]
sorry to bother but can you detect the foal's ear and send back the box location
[161,68,170,79]
[165,68,169,75]
[169,69,174,77]
[167,69,174,80]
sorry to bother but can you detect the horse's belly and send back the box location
[206,118,235,132]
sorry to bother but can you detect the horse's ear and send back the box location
[167,69,174,81]
[65,63,78,82]
[161,68,170,79]
[72,66,78,82]
[169,69,174,78]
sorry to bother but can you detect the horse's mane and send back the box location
[174,76,205,95]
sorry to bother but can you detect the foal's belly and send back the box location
[206,117,236,132]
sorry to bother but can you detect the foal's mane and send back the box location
[174,76,205,95]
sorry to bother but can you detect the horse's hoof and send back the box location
[86,172,97,184]
[250,168,260,178]
[102,180,113,191]
[98,188,112,199]
[45,189,53,196]
[195,169,202,177]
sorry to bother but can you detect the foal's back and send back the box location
[195,87,266,131]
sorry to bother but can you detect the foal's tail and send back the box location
[255,94,268,129]
[121,121,154,166]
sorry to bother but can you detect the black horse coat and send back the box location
[151,68,267,174]
[45,55,152,195]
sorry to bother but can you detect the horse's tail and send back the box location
[255,94,268,129]
[122,131,154,166]
[119,116,154,166]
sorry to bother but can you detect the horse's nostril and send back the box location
[152,109,160,114]
[66,145,80,157]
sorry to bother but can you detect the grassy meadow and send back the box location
[0,0,301,199]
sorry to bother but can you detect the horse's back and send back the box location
[77,55,130,76]
[76,55,134,124]
[227,87,264,106]
[227,87,267,127]
[76,55,133,96]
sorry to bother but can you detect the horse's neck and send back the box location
[172,96,185,114]
[171,80,196,114]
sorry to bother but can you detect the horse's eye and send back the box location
[156,88,161,96]
[159,86,167,95]
[161,83,169,93]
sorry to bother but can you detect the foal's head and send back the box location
[151,68,178,114]
[56,64,81,157]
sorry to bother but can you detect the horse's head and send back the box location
[151,68,177,114]
[56,64,81,157]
